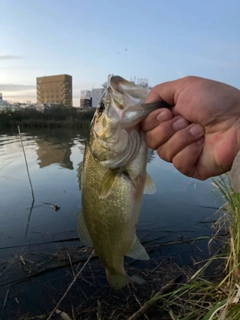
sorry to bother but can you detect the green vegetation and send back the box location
[0,105,95,128]
[213,175,240,280]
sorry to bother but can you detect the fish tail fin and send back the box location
[106,269,129,290]
[106,270,146,289]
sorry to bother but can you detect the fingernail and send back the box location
[172,117,188,130]
[156,111,169,122]
[189,124,204,137]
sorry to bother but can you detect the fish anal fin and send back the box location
[143,173,156,194]
[126,236,149,260]
[77,208,93,247]
[130,274,146,285]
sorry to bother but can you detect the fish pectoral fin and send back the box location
[77,162,83,190]
[126,236,149,260]
[77,208,93,247]
[143,173,156,194]
[99,170,118,199]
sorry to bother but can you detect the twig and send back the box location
[0,258,15,277]
[127,276,182,320]
[46,250,95,320]
[0,252,94,287]
[18,126,35,201]
[3,288,10,308]
[67,251,75,277]
[25,198,35,237]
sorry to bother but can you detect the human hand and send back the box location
[141,76,240,180]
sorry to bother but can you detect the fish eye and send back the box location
[98,101,105,114]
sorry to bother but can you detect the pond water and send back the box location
[0,127,224,319]
[0,128,222,248]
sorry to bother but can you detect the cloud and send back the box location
[0,84,36,92]
[0,55,23,60]
[0,66,41,70]
[4,93,36,99]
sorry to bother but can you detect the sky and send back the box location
[1,0,240,107]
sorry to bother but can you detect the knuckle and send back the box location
[173,160,193,177]
[157,147,173,162]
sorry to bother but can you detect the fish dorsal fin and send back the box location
[126,236,149,260]
[99,170,118,199]
[77,208,93,247]
[77,162,83,190]
[143,173,156,194]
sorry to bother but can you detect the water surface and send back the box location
[0,128,222,250]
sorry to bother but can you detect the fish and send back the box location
[77,75,161,290]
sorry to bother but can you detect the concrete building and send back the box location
[137,78,148,87]
[36,74,72,106]
[92,88,104,108]
[80,90,92,108]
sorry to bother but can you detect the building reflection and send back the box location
[35,134,155,171]
[36,137,74,170]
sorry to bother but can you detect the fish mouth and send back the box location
[110,76,125,94]
[96,75,171,131]
[109,75,171,113]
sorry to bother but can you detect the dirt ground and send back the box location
[0,234,226,320]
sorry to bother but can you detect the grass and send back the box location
[212,175,240,282]
[144,174,240,320]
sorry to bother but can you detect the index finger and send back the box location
[146,79,178,105]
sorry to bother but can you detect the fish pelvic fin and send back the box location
[77,208,93,247]
[106,269,129,290]
[143,173,156,194]
[126,236,150,260]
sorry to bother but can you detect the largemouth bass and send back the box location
[78,76,160,289]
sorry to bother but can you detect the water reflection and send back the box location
[36,139,74,169]
[35,128,89,169]
[0,128,89,248]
